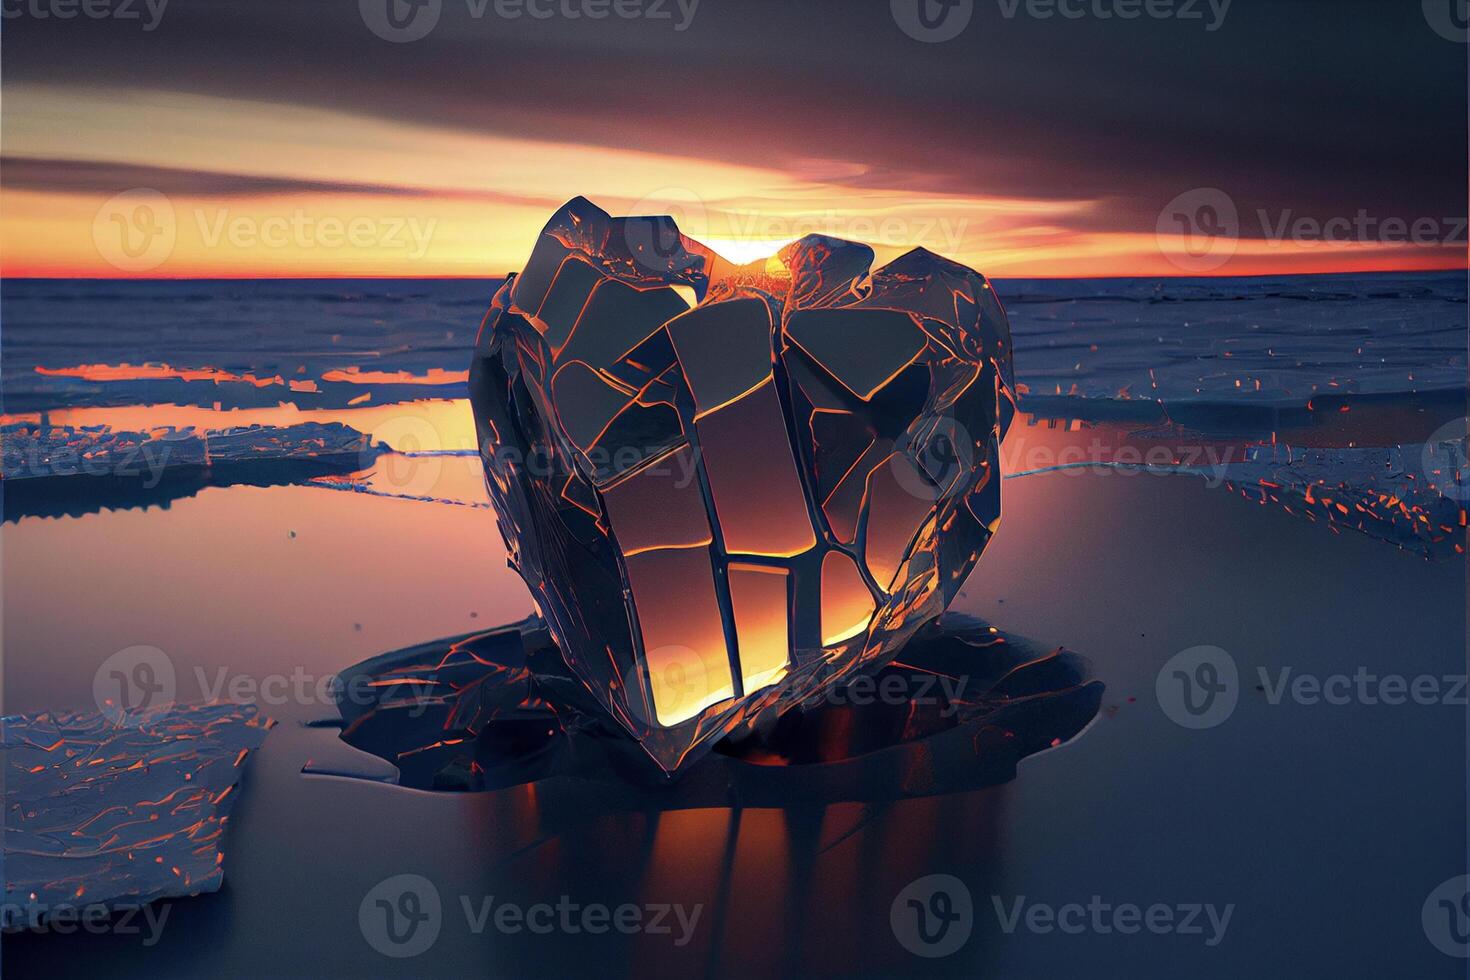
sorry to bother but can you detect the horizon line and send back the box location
[4,266,1467,283]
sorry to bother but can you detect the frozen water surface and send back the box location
[3,704,273,928]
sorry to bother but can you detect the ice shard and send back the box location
[469,197,1016,776]
[3,703,273,926]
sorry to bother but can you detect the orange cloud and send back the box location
[3,87,1464,279]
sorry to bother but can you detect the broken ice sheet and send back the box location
[0,420,377,482]
[469,197,1016,777]
[324,614,1104,804]
[1,420,385,523]
[1003,274,1466,414]
[3,703,273,929]
[1214,439,1469,558]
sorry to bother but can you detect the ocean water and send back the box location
[2,271,1466,978]
[3,271,1464,416]
[5,270,1463,547]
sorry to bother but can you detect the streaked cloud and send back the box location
[1,0,1463,278]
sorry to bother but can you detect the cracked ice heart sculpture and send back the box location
[469,197,1016,777]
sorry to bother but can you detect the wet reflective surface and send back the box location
[320,613,1103,800]
[4,448,1462,978]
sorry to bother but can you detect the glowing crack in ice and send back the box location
[469,198,1016,776]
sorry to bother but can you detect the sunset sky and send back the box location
[2,0,1465,278]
